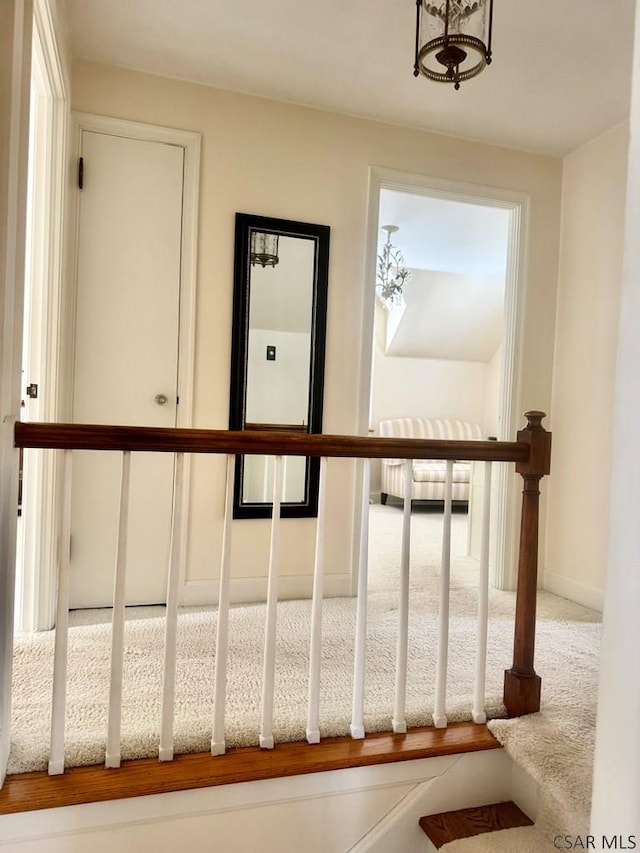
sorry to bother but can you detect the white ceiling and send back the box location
[376,190,507,361]
[64,0,635,156]
[378,189,510,276]
[385,269,504,362]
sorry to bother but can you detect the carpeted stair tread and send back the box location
[419,801,533,848]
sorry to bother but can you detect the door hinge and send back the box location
[78,157,84,189]
[26,383,38,399]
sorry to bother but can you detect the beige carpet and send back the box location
[9,503,601,841]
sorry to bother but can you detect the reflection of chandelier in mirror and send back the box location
[414,0,494,90]
[250,231,279,267]
[376,225,411,308]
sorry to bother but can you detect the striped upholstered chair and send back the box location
[378,417,483,507]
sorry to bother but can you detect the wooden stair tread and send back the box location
[419,801,533,848]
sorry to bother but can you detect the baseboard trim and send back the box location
[543,569,603,612]
[180,573,352,606]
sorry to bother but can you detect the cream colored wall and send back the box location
[71,61,562,598]
[592,2,640,828]
[370,350,488,429]
[544,123,629,611]
[482,345,502,438]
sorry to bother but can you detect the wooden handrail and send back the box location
[14,421,529,463]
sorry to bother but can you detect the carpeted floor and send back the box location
[9,503,601,838]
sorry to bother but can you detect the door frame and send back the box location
[16,0,70,632]
[62,112,201,607]
[355,165,530,591]
[0,0,33,786]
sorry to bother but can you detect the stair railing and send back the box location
[13,410,550,775]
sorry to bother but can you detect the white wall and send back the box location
[70,61,562,598]
[370,349,488,430]
[544,123,629,611]
[591,0,640,834]
[246,329,310,426]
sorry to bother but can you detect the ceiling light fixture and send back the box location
[250,231,279,268]
[376,225,411,308]
[413,0,494,90]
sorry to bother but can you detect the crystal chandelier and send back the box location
[250,231,279,267]
[376,225,411,307]
[413,0,494,90]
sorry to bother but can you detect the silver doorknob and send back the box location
[155,394,168,406]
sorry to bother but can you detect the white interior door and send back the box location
[69,129,184,608]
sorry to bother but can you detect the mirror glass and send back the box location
[229,214,330,518]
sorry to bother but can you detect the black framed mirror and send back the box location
[229,213,330,519]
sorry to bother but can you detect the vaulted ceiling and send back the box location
[376,190,508,361]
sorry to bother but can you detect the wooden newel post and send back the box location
[503,410,551,717]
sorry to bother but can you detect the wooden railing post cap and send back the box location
[523,411,547,431]
[516,411,551,477]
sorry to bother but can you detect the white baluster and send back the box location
[306,457,327,744]
[472,461,492,724]
[105,450,131,768]
[392,459,413,734]
[433,459,453,729]
[262,455,272,503]
[351,457,370,740]
[260,455,283,749]
[282,456,289,502]
[211,454,235,756]
[48,449,72,775]
[159,452,185,761]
